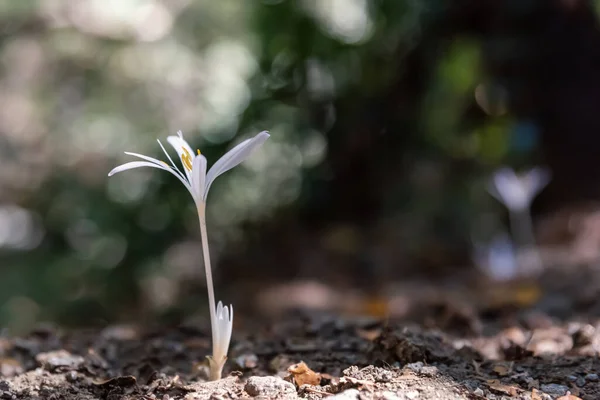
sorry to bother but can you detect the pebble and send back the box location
[380,392,403,400]
[473,388,485,396]
[419,366,439,377]
[234,354,258,369]
[244,376,296,398]
[329,389,360,399]
[0,359,22,378]
[375,368,393,383]
[404,390,420,399]
[65,371,78,383]
[35,350,84,370]
[462,379,481,392]
[405,362,424,373]
[540,383,568,397]
[101,324,139,341]
[585,373,599,382]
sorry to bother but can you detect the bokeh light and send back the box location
[0,0,586,331]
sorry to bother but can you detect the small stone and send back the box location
[36,350,84,370]
[419,366,438,377]
[462,379,480,391]
[329,389,360,399]
[101,324,139,341]
[570,324,595,347]
[585,373,599,382]
[234,354,258,370]
[376,369,393,383]
[380,392,402,400]
[244,376,296,398]
[0,359,23,377]
[540,383,568,397]
[404,390,420,399]
[473,388,484,396]
[405,362,424,373]
[65,371,78,382]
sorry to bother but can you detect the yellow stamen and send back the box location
[197,149,201,155]
[181,148,193,171]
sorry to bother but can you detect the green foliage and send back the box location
[0,0,536,329]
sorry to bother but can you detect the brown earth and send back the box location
[1,266,600,399]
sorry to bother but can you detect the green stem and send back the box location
[509,208,536,248]
[197,203,217,359]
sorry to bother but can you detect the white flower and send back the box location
[473,233,544,280]
[207,301,233,380]
[109,129,270,380]
[488,167,551,212]
[473,233,518,281]
[486,166,548,271]
[108,130,270,205]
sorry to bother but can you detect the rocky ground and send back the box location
[2,266,600,399]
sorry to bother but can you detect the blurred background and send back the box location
[2,0,600,331]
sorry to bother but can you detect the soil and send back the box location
[1,266,600,399]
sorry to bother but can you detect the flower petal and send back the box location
[212,301,233,361]
[204,131,270,200]
[191,154,207,202]
[475,233,518,281]
[489,167,529,211]
[214,301,224,357]
[113,152,195,198]
[157,139,186,180]
[524,167,551,197]
[166,131,196,182]
[124,150,193,189]
[124,152,168,167]
[108,161,166,176]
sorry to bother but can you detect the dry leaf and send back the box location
[472,360,481,375]
[356,328,382,342]
[531,388,543,400]
[557,395,582,400]
[340,376,375,390]
[486,283,542,308]
[486,379,520,396]
[92,375,137,387]
[492,363,512,376]
[362,298,389,317]
[288,361,321,386]
[513,284,542,306]
[320,373,339,385]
